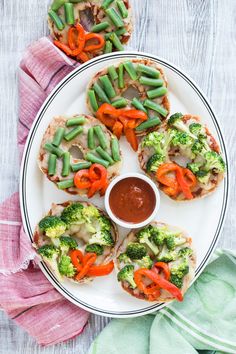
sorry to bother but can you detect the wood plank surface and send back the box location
[0,0,235,352]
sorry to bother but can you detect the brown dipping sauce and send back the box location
[109,177,156,223]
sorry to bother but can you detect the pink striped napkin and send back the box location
[0,37,89,346]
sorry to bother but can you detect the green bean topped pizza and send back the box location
[48,0,132,63]
[86,58,170,151]
[38,114,122,197]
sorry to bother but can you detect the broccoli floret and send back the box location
[117,265,137,289]
[59,236,78,255]
[196,170,211,184]
[142,131,165,154]
[98,215,112,232]
[85,243,104,255]
[146,153,164,173]
[151,228,167,246]
[136,255,153,269]
[126,243,147,260]
[187,162,202,174]
[136,226,159,255]
[58,255,76,277]
[171,261,189,278]
[38,244,59,258]
[38,244,61,279]
[89,230,114,247]
[204,151,226,173]
[191,140,204,155]
[118,253,132,264]
[157,245,177,262]
[178,247,193,258]
[189,123,205,137]
[165,234,186,250]
[170,274,183,288]
[39,216,67,238]
[61,203,84,225]
[171,132,193,147]
[167,113,196,139]
[82,205,100,222]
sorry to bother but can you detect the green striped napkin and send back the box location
[88,249,236,354]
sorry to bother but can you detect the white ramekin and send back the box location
[104,173,160,229]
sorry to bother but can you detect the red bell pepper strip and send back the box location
[74,169,92,189]
[71,24,86,56]
[154,262,170,281]
[86,261,114,276]
[134,269,183,301]
[175,167,196,200]
[119,109,147,121]
[77,51,89,63]
[124,128,138,151]
[75,253,97,281]
[54,40,73,56]
[84,33,105,52]
[112,121,123,139]
[70,250,84,272]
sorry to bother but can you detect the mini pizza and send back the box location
[86,58,170,150]
[139,113,226,201]
[116,222,196,302]
[48,0,132,63]
[38,114,122,197]
[34,201,117,283]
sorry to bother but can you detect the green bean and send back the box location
[106,8,124,28]
[62,152,71,177]
[104,27,126,39]
[92,22,110,33]
[147,87,168,99]
[124,61,138,80]
[108,66,118,81]
[144,99,168,117]
[48,154,57,176]
[48,10,65,31]
[96,146,114,164]
[118,63,124,89]
[110,33,124,51]
[104,40,113,54]
[135,117,161,131]
[111,97,127,108]
[88,89,99,112]
[93,82,111,104]
[131,98,147,113]
[71,162,92,172]
[57,179,74,189]
[85,153,109,168]
[52,127,65,147]
[64,3,74,25]
[44,143,64,157]
[99,75,116,99]
[137,64,160,78]
[117,0,128,18]
[88,127,95,149]
[64,126,83,141]
[66,116,86,127]
[139,76,164,87]
[94,125,108,150]
[111,138,121,161]
[51,0,66,12]
[101,0,115,9]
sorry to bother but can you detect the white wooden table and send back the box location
[0,0,235,352]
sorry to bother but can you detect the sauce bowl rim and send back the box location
[104,172,161,229]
